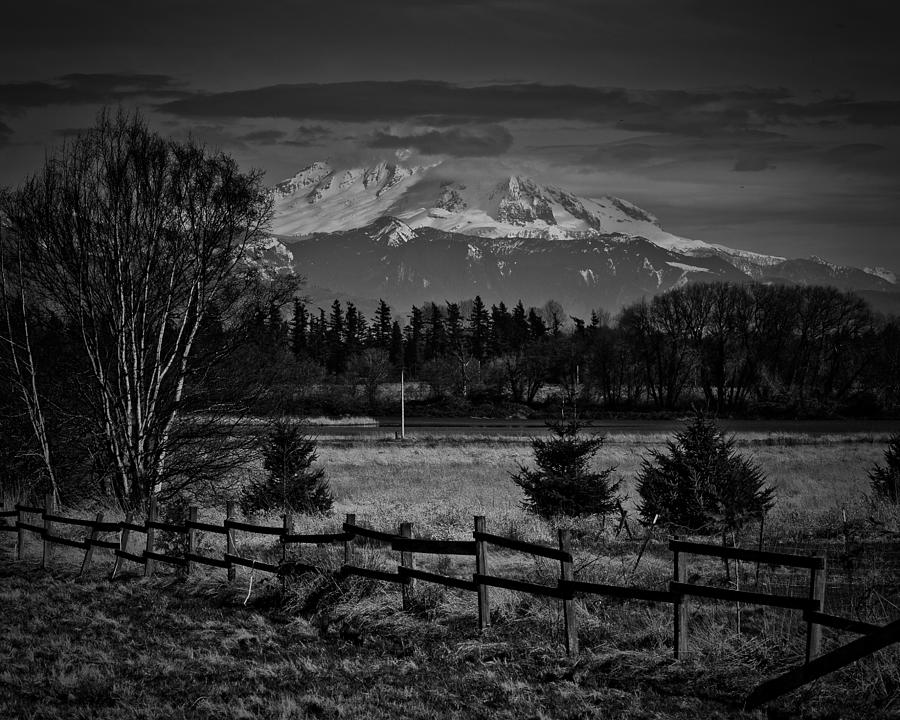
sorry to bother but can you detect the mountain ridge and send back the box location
[267,160,898,316]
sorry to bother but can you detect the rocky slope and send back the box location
[267,161,898,314]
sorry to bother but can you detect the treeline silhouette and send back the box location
[250,282,900,416]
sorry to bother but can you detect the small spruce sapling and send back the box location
[512,418,620,520]
[241,418,333,515]
[636,414,774,535]
[869,433,900,504]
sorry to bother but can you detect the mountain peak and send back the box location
[275,161,333,197]
[368,216,415,247]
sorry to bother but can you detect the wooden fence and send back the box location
[1,496,897,708]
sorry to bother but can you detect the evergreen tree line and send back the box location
[251,282,900,415]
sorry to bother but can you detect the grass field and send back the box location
[1,427,899,718]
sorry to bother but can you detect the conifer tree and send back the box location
[291,300,308,358]
[511,301,530,350]
[468,295,490,360]
[375,299,393,349]
[528,308,547,340]
[404,305,424,375]
[868,433,900,503]
[424,303,446,360]
[511,419,620,520]
[389,320,404,367]
[326,300,345,373]
[241,418,333,515]
[636,415,774,534]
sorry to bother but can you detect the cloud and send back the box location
[0,120,11,146]
[822,143,884,164]
[157,81,778,132]
[237,129,286,144]
[0,73,189,111]
[158,81,900,138]
[283,124,332,147]
[368,124,513,156]
[733,153,772,172]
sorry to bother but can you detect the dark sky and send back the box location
[1,0,898,269]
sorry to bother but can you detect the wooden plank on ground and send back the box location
[473,531,572,562]
[669,581,817,610]
[561,579,676,603]
[474,573,570,599]
[669,539,824,570]
[391,537,476,555]
[746,618,900,708]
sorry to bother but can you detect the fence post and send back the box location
[16,504,25,561]
[673,542,689,659]
[400,522,415,611]
[559,528,578,656]
[80,512,104,576]
[111,512,133,579]
[144,495,157,578]
[282,512,293,565]
[344,513,356,566]
[226,500,236,582]
[806,553,827,663]
[186,506,198,577]
[42,493,53,569]
[474,515,490,631]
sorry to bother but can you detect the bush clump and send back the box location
[869,434,900,504]
[241,418,333,515]
[511,419,620,520]
[636,415,774,534]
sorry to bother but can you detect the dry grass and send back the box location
[1,427,899,718]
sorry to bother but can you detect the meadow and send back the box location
[1,425,899,719]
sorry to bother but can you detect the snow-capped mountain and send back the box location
[268,161,899,315]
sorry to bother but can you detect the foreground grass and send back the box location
[2,429,899,718]
[1,547,898,720]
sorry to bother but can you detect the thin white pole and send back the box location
[401,368,406,440]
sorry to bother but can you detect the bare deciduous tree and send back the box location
[1,109,278,509]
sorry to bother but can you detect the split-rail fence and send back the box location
[1,495,897,709]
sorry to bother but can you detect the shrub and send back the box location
[241,418,333,515]
[636,415,774,534]
[511,418,620,520]
[869,434,900,504]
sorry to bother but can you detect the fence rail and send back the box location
[3,497,898,707]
